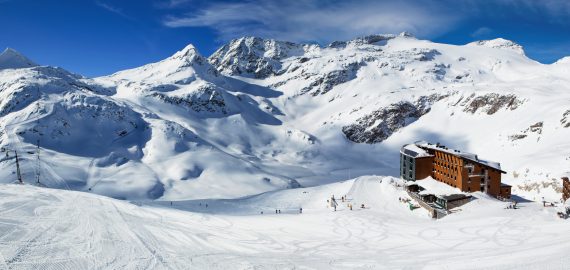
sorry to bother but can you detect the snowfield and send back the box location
[1,33,570,201]
[0,176,568,269]
[1,33,570,269]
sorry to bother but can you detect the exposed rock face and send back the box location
[149,84,228,114]
[517,179,562,194]
[328,34,397,48]
[301,61,364,96]
[508,121,543,141]
[0,66,98,117]
[328,32,414,48]
[342,95,444,143]
[562,110,570,128]
[461,93,524,115]
[17,92,149,158]
[208,37,316,78]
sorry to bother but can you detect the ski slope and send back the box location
[0,176,568,269]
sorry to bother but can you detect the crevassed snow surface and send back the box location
[0,176,568,269]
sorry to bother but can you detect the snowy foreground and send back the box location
[0,176,568,270]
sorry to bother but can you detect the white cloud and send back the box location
[155,0,193,9]
[163,0,460,43]
[471,27,494,38]
[161,0,570,44]
[96,1,133,20]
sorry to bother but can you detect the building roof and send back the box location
[415,177,462,196]
[414,141,506,173]
[400,143,433,158]
[439,194,472,202]
[501,183,512,187]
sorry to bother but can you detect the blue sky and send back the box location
[1,0,569,77]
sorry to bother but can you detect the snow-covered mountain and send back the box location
[1,33,569,201]
[0,48,37,70]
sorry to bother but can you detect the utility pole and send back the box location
[1,147,25,184]
[36,140,40,184]
[15,150,23,184]
[36,88,42,185]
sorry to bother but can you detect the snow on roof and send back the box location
[439,194,471,202]
[400,143,432,158]
[414,142,504,173]
[415,177,464,197]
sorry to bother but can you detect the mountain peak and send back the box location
[467,38,525,55]
[208,36,313,78]
[0,47,38,70]
[171,44,203,61]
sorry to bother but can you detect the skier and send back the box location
[299,208,303,214]
[276,209,278,214]
[278,209,281,214]
[330,195,338,211]
[349,204,353,211]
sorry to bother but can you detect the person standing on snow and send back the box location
[330,196,338,211]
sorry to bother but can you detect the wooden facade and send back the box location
[401,143,510,199]
[562,177,570,201]
[500,184,512,199]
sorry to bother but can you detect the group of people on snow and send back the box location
[326,194,365,211]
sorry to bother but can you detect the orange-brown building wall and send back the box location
[430,150,464,189]
[426,148,503,198]
[415,156,434,180]
[500,186,512,199]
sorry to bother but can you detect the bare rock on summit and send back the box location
[208,37,317,78]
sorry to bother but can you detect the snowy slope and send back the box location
[0,48,37,70]
[1,32,569,201]
[0,177,568,269]
[208,33,570,200]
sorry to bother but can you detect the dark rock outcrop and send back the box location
[462,93,523,114]
[342,95,444,144]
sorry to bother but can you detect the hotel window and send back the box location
[480,186,484,192]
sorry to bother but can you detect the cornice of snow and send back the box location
[466,38,526,55]
[0,48,38,70]
[554,56,570,65]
